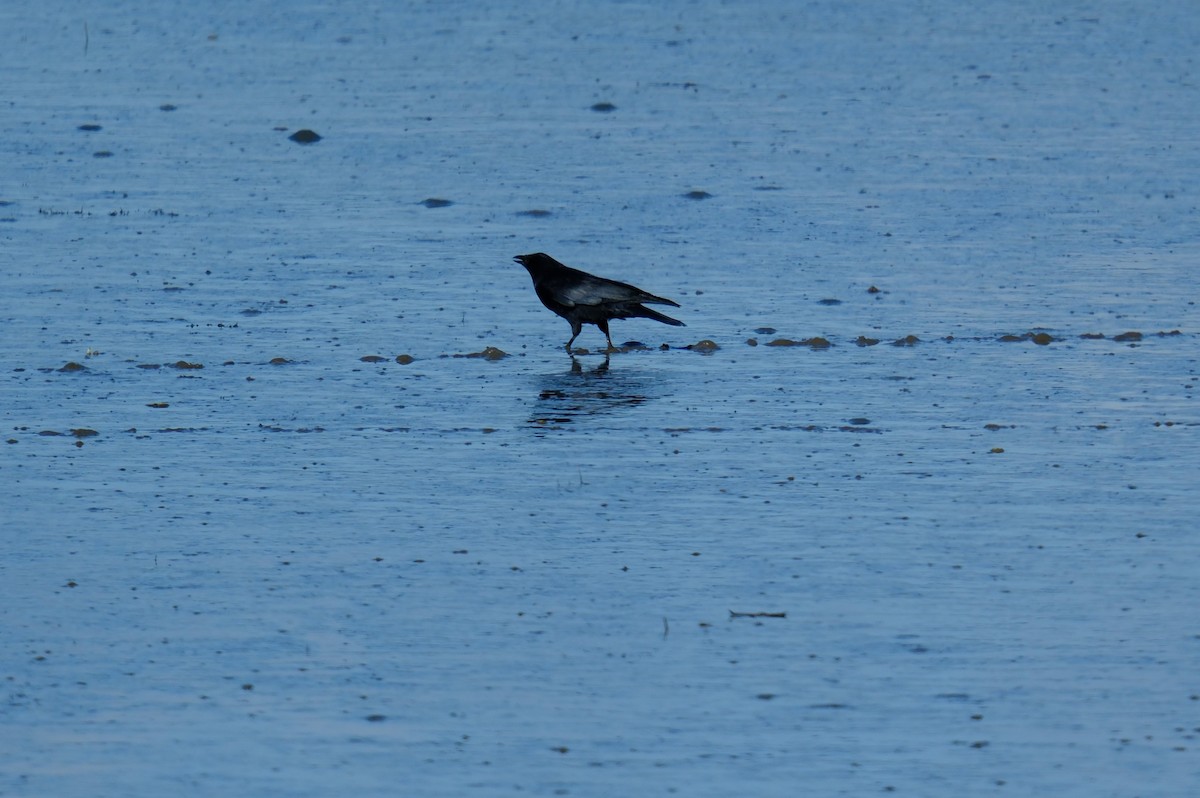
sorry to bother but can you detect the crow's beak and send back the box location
[513,255,524,264]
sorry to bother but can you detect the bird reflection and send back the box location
[528,355,657,430]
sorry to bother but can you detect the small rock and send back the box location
[766,337,830,349]
[288,129,322,144]
[454,347,508,360]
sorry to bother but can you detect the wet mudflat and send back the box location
[3,2,1199,797]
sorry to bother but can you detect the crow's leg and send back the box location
[565,321,583,352]
[597,319,615,351]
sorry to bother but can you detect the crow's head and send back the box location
[514,253,559,276]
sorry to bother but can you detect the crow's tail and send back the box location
[635,305,686,327]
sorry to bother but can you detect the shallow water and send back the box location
[3,2,1199,796]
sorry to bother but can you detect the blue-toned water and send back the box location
[3,2,1198,796]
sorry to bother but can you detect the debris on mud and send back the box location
[999,332,1055,345]
[288,128,322,144]
[765,337,831,349]
[454,347,508,360]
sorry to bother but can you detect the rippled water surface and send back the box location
[3,2,1198,796]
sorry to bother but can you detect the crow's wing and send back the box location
[556,271,679,308]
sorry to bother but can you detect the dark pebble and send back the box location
[288,129,322,144]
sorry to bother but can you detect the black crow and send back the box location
[514,253,685,351]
